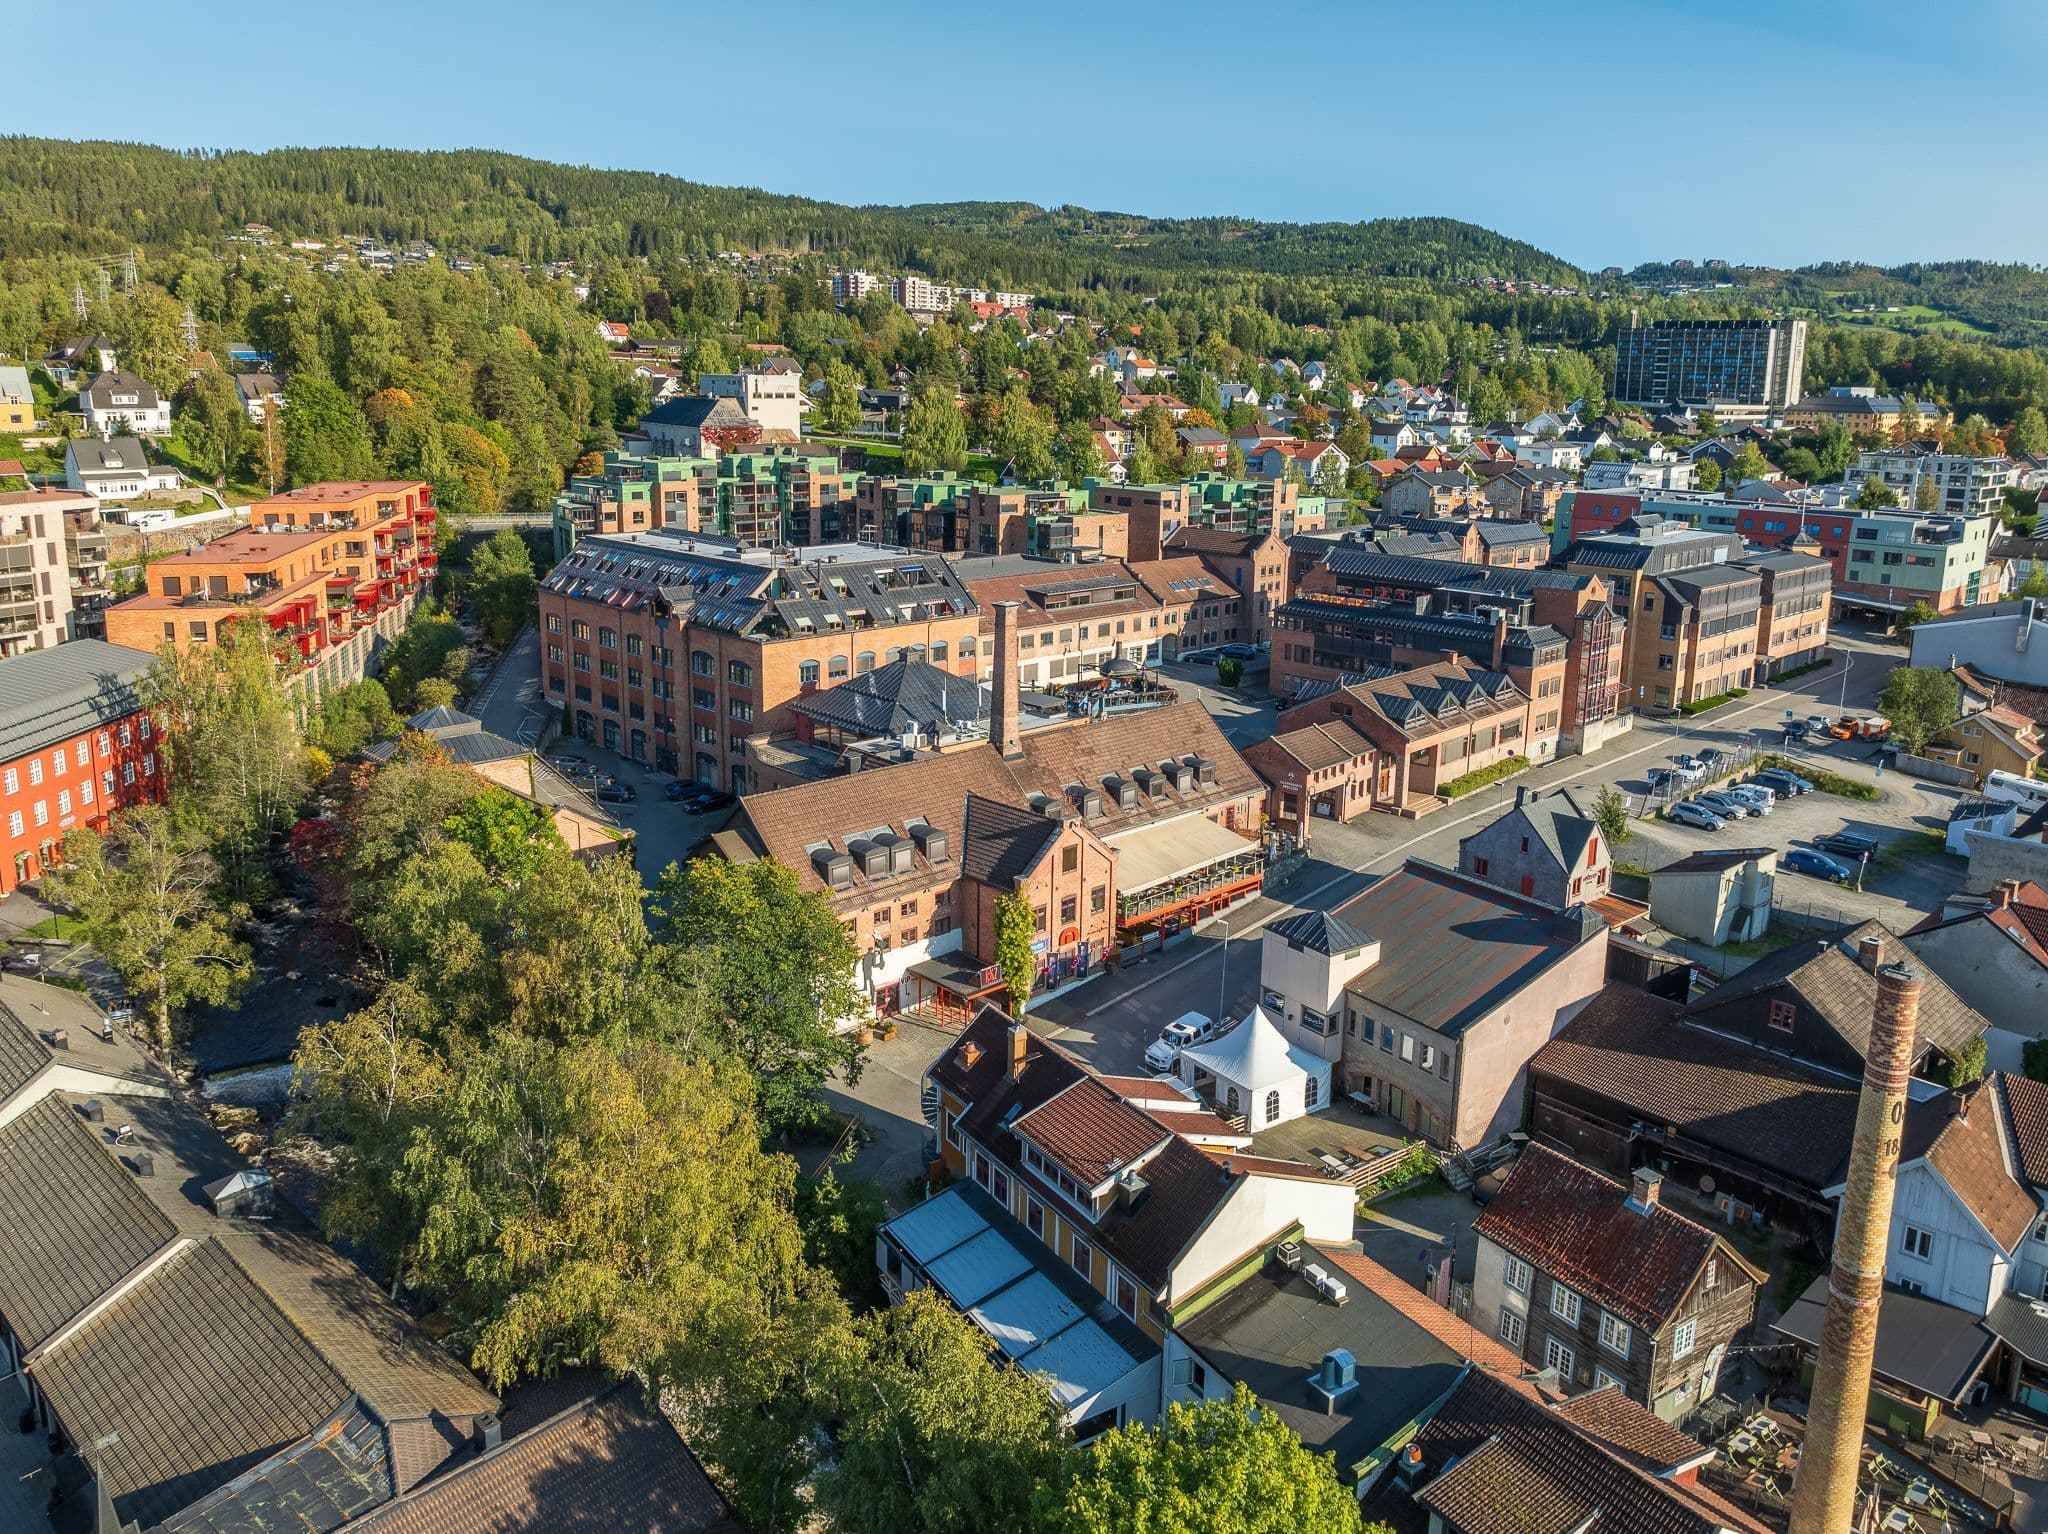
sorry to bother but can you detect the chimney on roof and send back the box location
[1856,933,1886,974]
[1516,785,1533,810]
[1628,1168,1663,1214]
[1996,879,2021,910]
[49,1028,68,1050]
[992,601,1023,759]
[1007,1022,1029,1083]
[1490,609,1510,669]
[474,1413,503,1452]
[1394,1442,1426,1490]
[1788,961,1921,1534]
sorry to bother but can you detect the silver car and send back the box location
[1695,791,1753,820]
[1723,784,1775,815]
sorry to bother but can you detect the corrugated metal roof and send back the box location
[0,638,156,762]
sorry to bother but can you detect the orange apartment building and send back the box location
[538,529,982,789]
[103,480,437,699]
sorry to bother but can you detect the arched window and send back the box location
[929,640,949,662]
[798,659,820,686]
[1265,1090,1282,1125]
[1224,1085,1240,1113]
[1304,1076,1320,1109]
[856,651,876,674]
[829,653,850,679]
[886,647,905,663]
[691,649,713,677]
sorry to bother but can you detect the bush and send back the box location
[1679,687,1748,715]
[1439,755,1530,799]
[1216,656,1245,687]
[1757,753,1880,802]
[1364,1141,1441,1198]
[1768,655,1836,683]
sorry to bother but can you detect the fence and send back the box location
[1894,751,1979,789]
[1633,739,1772,817]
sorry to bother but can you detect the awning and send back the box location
[1985,1293,2048,1368]
[1103,813,1258,891]
[905,951,1005,997]
[1772,1278,1998,1405]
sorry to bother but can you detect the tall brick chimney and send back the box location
[992,600,1023,759]
[1787,961,1922,1534]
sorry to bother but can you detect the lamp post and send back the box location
[1217,917,1232,1026]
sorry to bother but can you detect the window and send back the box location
[1026,1198,1044,1239]
[1543,1335,1576,1378]
[26,759,40,786]
[1264,1089,1281,1123]
[1069,1235,1092,1284]
[1768,998,1795,1032]
[31,801,46,827]
[0,770,13,796]
[1090,885,1105,914]
[1598,1311,1632,1357]
[56,791,70,816]
[727,660,753,687]
[78,780,91,806]
[1594,1366,1625,1391]
[1059,895,1077,925]
[828,654,849,679]
[1504,1255,1532,1294]
[1549,1283,1582,1326]
[1672,1318,1698,1359]
[96,733,109,756]
[1114,1273,1137,1319]
[1499,1310,1525,1348]
[1400,1032,1414,1063]
[5,812,19,838]
[49,750,62,777]
[1061,844,1078,874]
[1472,856,1488,877]
[798,660,819,686]
[1902,1225,1934,1260]
[691,650,714,676]
[942,1110,960,1148]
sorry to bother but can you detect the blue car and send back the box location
[1784,847,1853,883]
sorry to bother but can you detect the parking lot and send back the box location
[539,748,734,888]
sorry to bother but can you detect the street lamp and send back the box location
[1217,917,1232,1025]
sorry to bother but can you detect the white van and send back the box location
[1143,1010,1217,1073]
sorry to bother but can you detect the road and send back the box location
[1027,625,1914,1082]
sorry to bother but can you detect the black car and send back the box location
[1217,643,1261,660]
[685,789,735,813]
[1813,830,1881,862]
[664,780,696,802]
[594,783,637,804]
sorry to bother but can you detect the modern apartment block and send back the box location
[1848,447,2017,518]
[853,473,978,549]
[551,451,707,559]
[1296,548,1625,754]
[0,638,164,891]
[0,488,86,655]
[1096,473,1322,556]
[712,447,861,548]
[1740,549,1833,677]
[103,481,438,700]
[538,529,981,789]
[1611,317,1807,409]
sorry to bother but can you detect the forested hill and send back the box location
[880,201,1584,285]
[0,138,1580,289]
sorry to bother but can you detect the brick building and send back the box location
[538,529,981,789]
[1161,526,1288,643]
[0,638,163,891]
[1278,661,1556,808]
[954,554,1246,683]
[102,480,436,701]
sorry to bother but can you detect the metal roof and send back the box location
[0,638,155,762]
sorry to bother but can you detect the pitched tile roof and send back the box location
[1528,982,1861,1182]
[1687,920,1988,1064]
[349,1383,739,1534]
[1012,1076,1170,1188]
[1009,700,1263,833]
[960,791,1067,888]
[1915,1080,2035,1249]
[1259,720,1375,773]
[2000,1071,2048,1190]
[1549,1385,1712,1474]
[1473,1144,1758,1331]
[1381,1368,1761,1534]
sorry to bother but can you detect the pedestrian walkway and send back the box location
[468,621,549,746]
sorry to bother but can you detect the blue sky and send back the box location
[11,0,2046,270]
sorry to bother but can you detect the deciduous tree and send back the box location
[49,806,252,1054]
[1876,665,1960,754]
[994,888,1036,1015]
[1592,785,1633,850]
[901,387,968,475]
[1045,1382,1368,1534]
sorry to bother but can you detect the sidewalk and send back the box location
[468,621,549,746]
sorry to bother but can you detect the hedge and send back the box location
[1440,755,1530,799]
[1679,687,1750,715]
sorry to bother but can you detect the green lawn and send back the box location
[21,914,87,941]
[152,430,264,506]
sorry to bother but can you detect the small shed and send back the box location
[1647,848,1777,947]
[1175,1004,1332,1132]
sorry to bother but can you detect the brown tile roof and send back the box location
[1163,526,1274,558]
[0,1095,177,1350]
[1261,720,1375,773]
[33,1238,352,1530]
[2001,1071,2048,1190]
[1387,1369,1760,1534]
[1529,983,1862,1185]
[1917,1081,2036,1249]
[1688,920,1988,1064]
[1473,1144,1760,1332]
[1549,1385,1711,1474]
[735,743,1020,897]
[959,561,1161,627]
[960,790,1065,888]
[1009,700,1264,834]
[1093,1132,1237,1291]
[351,1382,739,1534]
[1012,1077,1169,1188]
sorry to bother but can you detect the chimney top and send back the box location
[1856,933,1886,974]
[1516,785,1533,809]
[1006,1022,1029,1082]
[1996,879,2021,909]
[1628,1168,1663,1214]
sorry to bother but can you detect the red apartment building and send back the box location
[0,639,163,891]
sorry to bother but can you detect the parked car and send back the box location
[551,754,589,770]
[665,780,696,802]
[1722,785,1775,815]
[1785,848,1854,883]
[1699,747,1731,770]
[1143,1011,1218,1073]
[1695,791,1754,820]
[1178,648,1219,665]
[1752,767,1812,797]
[1667,757,1706,785]
[2,950,44,975]
[1218,643,1261,660]
[1669,800,1728,831]
[1805,714,1832,735]
[1646,767,1677,790]
[685,789,736,813]
[1813,830,1880,862]
[594,783,637,804]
